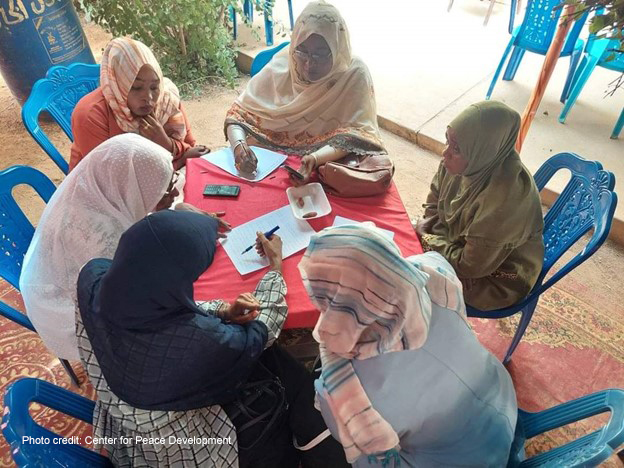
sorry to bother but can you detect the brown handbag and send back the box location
[317,153,395,197]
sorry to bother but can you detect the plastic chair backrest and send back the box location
[595,38,624,71]
[2,377,112,467]
[532,152,617,293]
[510,389,624,466]
[250,42,290,77]
[0,166,55,288]
[584,15,624,70]
[22,63,101,174]
[509,0,518,33]
[0,166,56,332]
[516,0,588,56]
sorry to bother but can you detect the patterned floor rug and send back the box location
[1,275,622,466]
[471,286,623,466]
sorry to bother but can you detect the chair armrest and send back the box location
[33,378,95,424]
[521,389,624,442]
[26,126,70,175]
[0,301,36,332]
[4,378,95,426]
[3,378,110,467]
[21,109,69,175]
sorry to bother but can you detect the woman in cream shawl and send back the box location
[299,225,517,467]
[20,134,176,360]
[416,101,544,311]
[225,1,386,183]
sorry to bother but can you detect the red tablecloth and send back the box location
[185,156,422,328]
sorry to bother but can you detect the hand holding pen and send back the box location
[241,226,280,254]
[255,229,283,273]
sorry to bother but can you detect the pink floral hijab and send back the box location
[100,37,187,139]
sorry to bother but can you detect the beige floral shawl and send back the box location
[226,1,385,156]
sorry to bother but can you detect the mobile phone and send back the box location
[283,165,304,180]
[203,184,240,197]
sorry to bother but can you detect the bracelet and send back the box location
[312,153,319,168]
[233,140,246,153]
[215,301,229,320]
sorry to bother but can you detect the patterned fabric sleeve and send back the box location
[254,270,288,348]
[74,303,238,467]
[196,299,229,318]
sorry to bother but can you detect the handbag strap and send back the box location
[236,379,287,450]
[293,429,332,451]
[227,356,288,452]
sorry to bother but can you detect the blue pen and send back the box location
[241,225,280,254]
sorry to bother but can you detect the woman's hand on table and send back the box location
[184,145,210,159]
[173,145,210,170]
[233,141,258,174]
[222,293,260,324]
[139,114,173,152]
[290,154,316,186]
[255,232,283,272]
[174,203,232,237]
[207,211,232,235]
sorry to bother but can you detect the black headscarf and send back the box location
[77,210,269,411]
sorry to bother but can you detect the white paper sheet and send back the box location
[332,216,395,240]
[201,146,287,181]
[220,205,315,275]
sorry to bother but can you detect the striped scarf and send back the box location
[299,225,466,462]
[100,37,187,139]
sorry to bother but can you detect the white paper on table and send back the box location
[201,146,287,181]
[220,205,315,275]
[332,216,395,240]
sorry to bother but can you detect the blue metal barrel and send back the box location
[0,0,95,105]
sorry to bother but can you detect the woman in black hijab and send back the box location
[76,210,348,468]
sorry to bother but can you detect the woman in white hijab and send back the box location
[225,1,391,191]
[299,225,518,467]
[20,133,178,361]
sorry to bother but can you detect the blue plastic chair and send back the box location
[486,0,588,102]
[612,108,624,140]
[508,0,519,34]
[250,41,290,76]
[448,0,519,34]
[508,389,624,466]
[2,378,112,467]
[230,0,294,46]
[466,153,617,364]
[0,165,80,387]
[558,38,624,129]
[22,63,100,175]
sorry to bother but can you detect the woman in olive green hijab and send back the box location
[416,101,544,311]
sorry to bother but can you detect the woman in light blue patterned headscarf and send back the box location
[299,225,518,467]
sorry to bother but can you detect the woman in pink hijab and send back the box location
[70,37,208,171]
